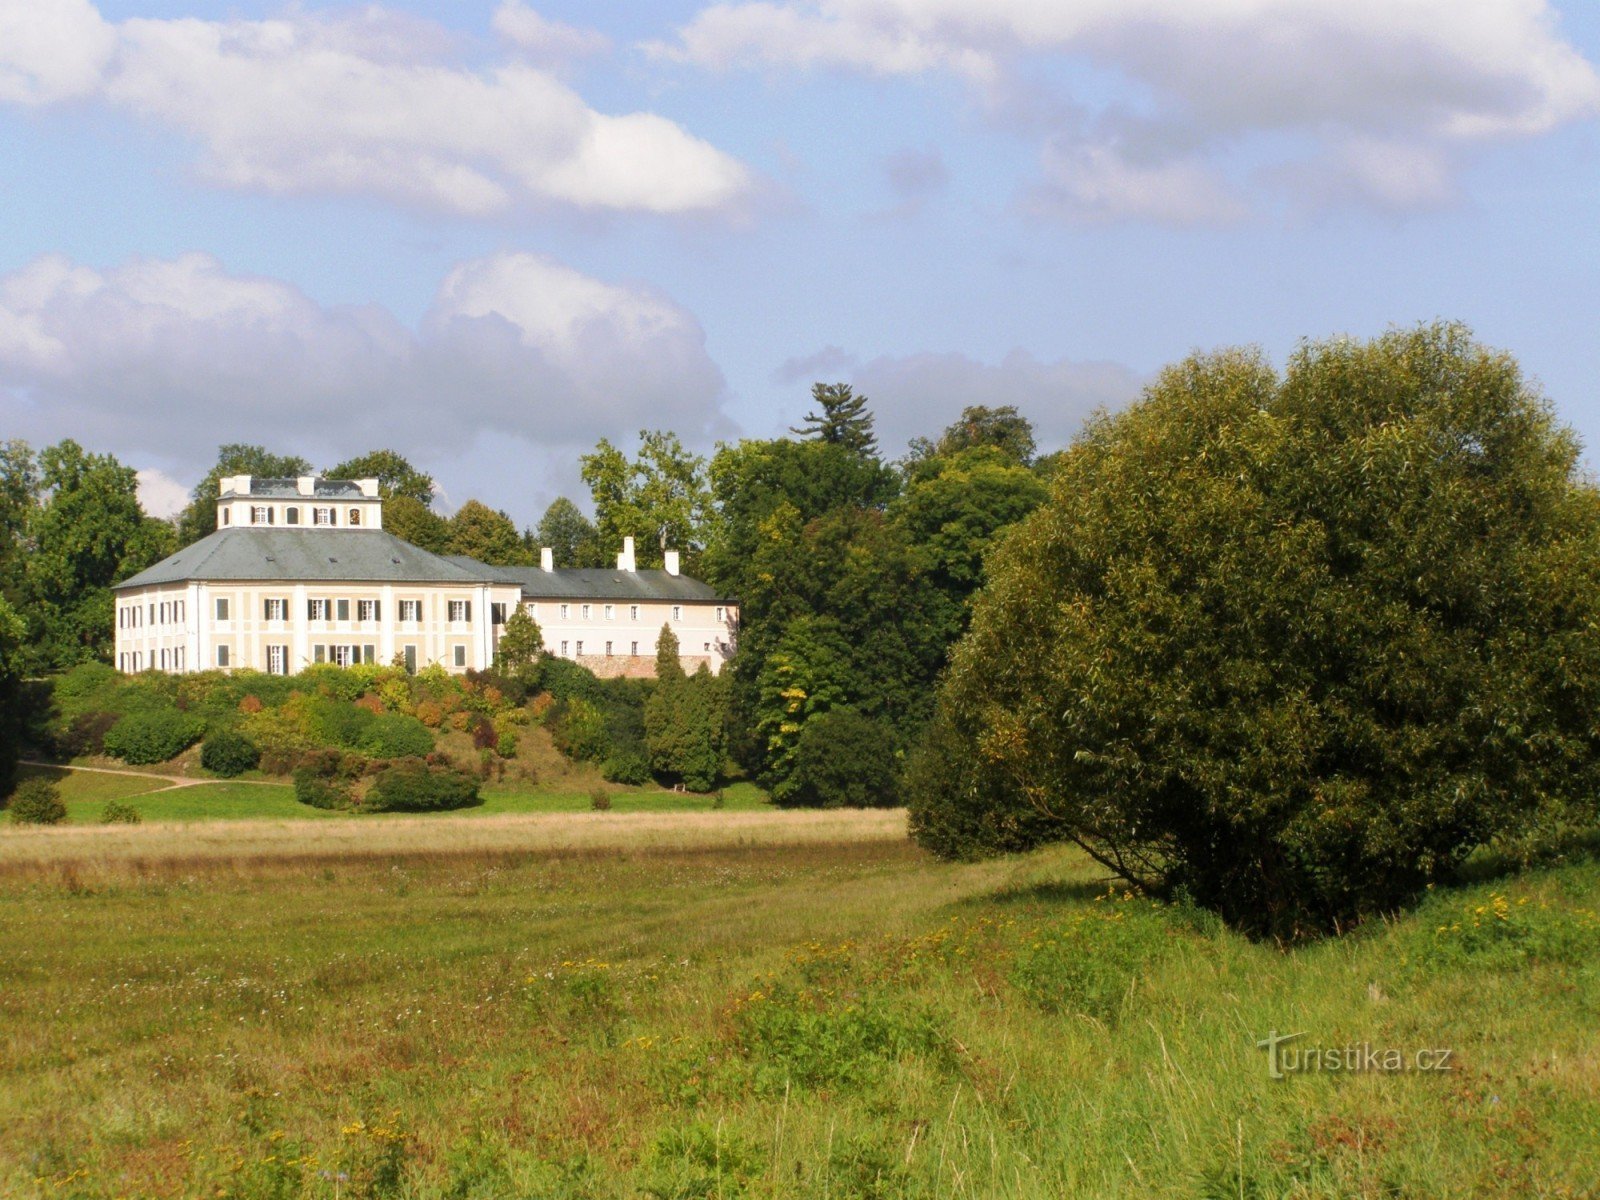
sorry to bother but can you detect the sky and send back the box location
[1,0,1597,528]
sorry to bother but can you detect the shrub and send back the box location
[100,801,142,825]
[907,324,1600,939]
[470,715,497,750]
[414,701,443,728]
[238,694,263,714]
[787,709,898,808]
[51,710,119,759]
[495,730,518,759]
[358,713,433,759]
[589,788,612,811]
[8,779,67,825]
[553,697,610,763]
[103,708,205,765]
[292,750,366,810]
[364,758,481,813]
[200,730,260,777]
[601,751,650,785]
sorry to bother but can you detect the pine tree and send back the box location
[790,383,879,457]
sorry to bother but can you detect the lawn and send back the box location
[0,824,1596,1198]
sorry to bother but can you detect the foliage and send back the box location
[532,496,601,567]
[103,707,206,765]
[645,654,727,793]
[324,449,435,505]
[99,800,142,825]
[176,443,311,547]
[365,758,481,813]
[790,382,879,457]
[291,750,366,810]
[787,708,898,808]
[581,430,711,569]
[360,713,435,759]
[494,608,545,688]
[8,778,67,825]
[907,324,1600,939]
[904,403,1037,467]
[0,596,24,794]
[200,729,260,777]
[601,751,651,785]
[383,495,451,553]
[447,499,531,566]
[589,787,612,811]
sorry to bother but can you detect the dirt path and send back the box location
[18,760,285,794]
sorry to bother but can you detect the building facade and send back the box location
[113,476,737,677]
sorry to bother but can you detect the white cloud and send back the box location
[1025,140,1248,226]
[0,250,731,474]
[1,2,752,218]
[656,0,1600,220]
[493,2,612,64]
[777,344,1144,453]
[136,467,189,519]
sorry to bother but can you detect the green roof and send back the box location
[115,529,490,589]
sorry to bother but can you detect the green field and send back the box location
[0,820,1596,1199]
[16,764,772,824]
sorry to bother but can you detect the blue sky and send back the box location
[1,0,1597,527]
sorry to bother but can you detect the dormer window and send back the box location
[286,507,299,525]
[348,508,361,527]
[252,506,272,525]
[313,507,334,526]
[223,509,231,525]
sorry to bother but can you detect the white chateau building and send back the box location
[113,476,737,678]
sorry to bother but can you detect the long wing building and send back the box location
[112,476,737,678]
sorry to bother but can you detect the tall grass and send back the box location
[0,831,1595,1198]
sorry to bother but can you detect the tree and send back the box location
[791,382,878,457]
[325,450,435,505]
[24,441,168,670]
[177,445,312,546]
[0,595,24,797]
[495,608,546,687]
[907,324,1600,940]
[789,708,899,808]
[580,431,711,568]
[0,440,38,606]
[447,500,530,566]
[646,625,726,792]
[533,497,601,567]
[905,405,1037,467]
[385,495,451,553]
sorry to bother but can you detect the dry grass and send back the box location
[0,807,908,878]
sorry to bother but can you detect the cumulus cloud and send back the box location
[493,1,612,64]
[0,250,731,477]
[136,467,190,519]
[777,344,1144,453]
[655,0,1600,220]
[0,1,751,217]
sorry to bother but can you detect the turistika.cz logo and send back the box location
[1256,1031,1455,1080]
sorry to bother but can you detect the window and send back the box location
[560,640,568,657]
[223,509,231,525]
[215,597,230,621]
[313,507,334,526]
[560,604,569,620]
[448,599,469,622]
[716,607,725,623]
[348,508,361,527]
[630,641,638,656]
[330,645,354,667]
[176,600,184,623]
[604,604,614,620]
[358,599,378,622]
[575,640,584,656]
[491,602,507,625]
[252,505,272,525]
[704,642,711,652]
[308,598,330,620]
[159,648,167,670]
[581,604,591,620]
[217,645,230,667]
[403,645,417,673]
[285,507,299,525]
[453,645,466,668]
[630,605,639,621]
[264,598,287,621]
[336,599,350,622]
[399,599,420,622]
[314,645,326,663]
[672,606,682,622]
[175,647,185,671]
[267,645,287,675]
[605,641,613,656]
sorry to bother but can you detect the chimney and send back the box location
[296,476,316,496]
[357,477,379,498]
[617,535,636,572]
[540,546,554,573]
[222,474,251,498]
[664,549,680,576]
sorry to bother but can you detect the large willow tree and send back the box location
[907,324,1600,939]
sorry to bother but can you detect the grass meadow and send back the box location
[0,814,1597,1199]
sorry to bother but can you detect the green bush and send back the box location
[787,708,898,808]
[103,708,205,765]
[907,324,1600,939]
[49,710,119,759]
[601,751,650,785]
[364,759,480,813]
[200,729,260,777]
[358,713,433,759]
[8,778,67,825]
[100,801,142,825]
[589,788,612,812]
[291,749,366,811]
